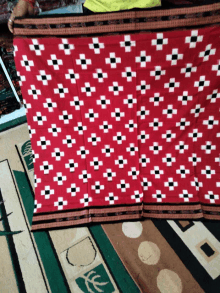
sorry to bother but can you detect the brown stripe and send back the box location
[32,204,142,222]
[14,3,220,25]
[204,214,220,220]
[14,15,220,36]
[31,213,142,231]
[143,212,203,219]
[144,204,202,211]
[201,205,220,212]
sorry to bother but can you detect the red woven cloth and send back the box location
[14,26,220,229]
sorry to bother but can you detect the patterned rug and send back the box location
[13,3,220,230]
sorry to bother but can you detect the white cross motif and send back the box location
[188,129,203,142]
[79,171,91,183]
[201,166,215,179]
[37,136,51,150]
[164,178,178,191]
[21,55,34,71]
[51,148,65,161]
[139,154,150,167]
[34,174,41,188]
[149,142,162,154]
[117,180,130,193]
[37,70,52,85]
[105,52,121,68]
[149,93,164,106]
[93,69,108,83]
[126,143,138,156]
[137,106,149,120]
[80,194,92,207]
[162,154,176,166]
[205,191,219,204]
[122,67,136,82]
[164,78,180,92]
[181,63,197,78]
[178,91,193,105]
[152,33,168,50]
[89,37,104,54]
[65,69,79,84]
[48,124,61,137]
[40,100,54,118]
[123,95,137,108]
[59,39,74,55]
[40,161,53,174]
[141,178,152,191]
[53,173,67,186]
[136,51,151,67]
[34,200,42,213]
[109,81,124,95]
[111,108,125,121]
[85,109,99,122]
[99,121,113,133]
[191,177,203,191]
[149,118,163,131]
[194,76,210,92]
[47,54,63,70]
[28,85,41,99]
[185,30,203,48]
[199,44,216,62]
[54,83,69,98]
[88,133,101,146]
[91,181,105,194]
[138,130,149,143]
[29,39,45,55]
[65,159,78,172]
[81,82,96,96]
[103,169,116,181]
[59,110,73,124]
[136,80,150,94]
[77,146,89,159]
[201,141,216,154]
[176,118,190,130]
[150,166,164,179]
[150,66,166,80]
[212,60,220,76]
[113,132,126,144]
[203,116,219,129]
[190,104,205,117]
[152,190,166,202]
[33,111,47,126]
[128,167,139,180]
[105,193,118,205]
[179,190,193,202]
[54,197,68,210]
[17,71,26,86]
[76,54,92,70]
[125,120,137,133]
[102,145,114,157]
[176,166,190,178]
[120,35,136,52]
[188,153,201,166]
[131,191,143,203]
[32,150,39,163]
[162,130,176,143]
[41,186,54,200]
[67,183,80,196]
[115,156,128,168]
[166,48,183,65]
[207,89,220,103]
[70,96,84,110]
[74,122,87,135]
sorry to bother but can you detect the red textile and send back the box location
[14,26,220,218]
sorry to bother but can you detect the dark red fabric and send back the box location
[14,26,220,215]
